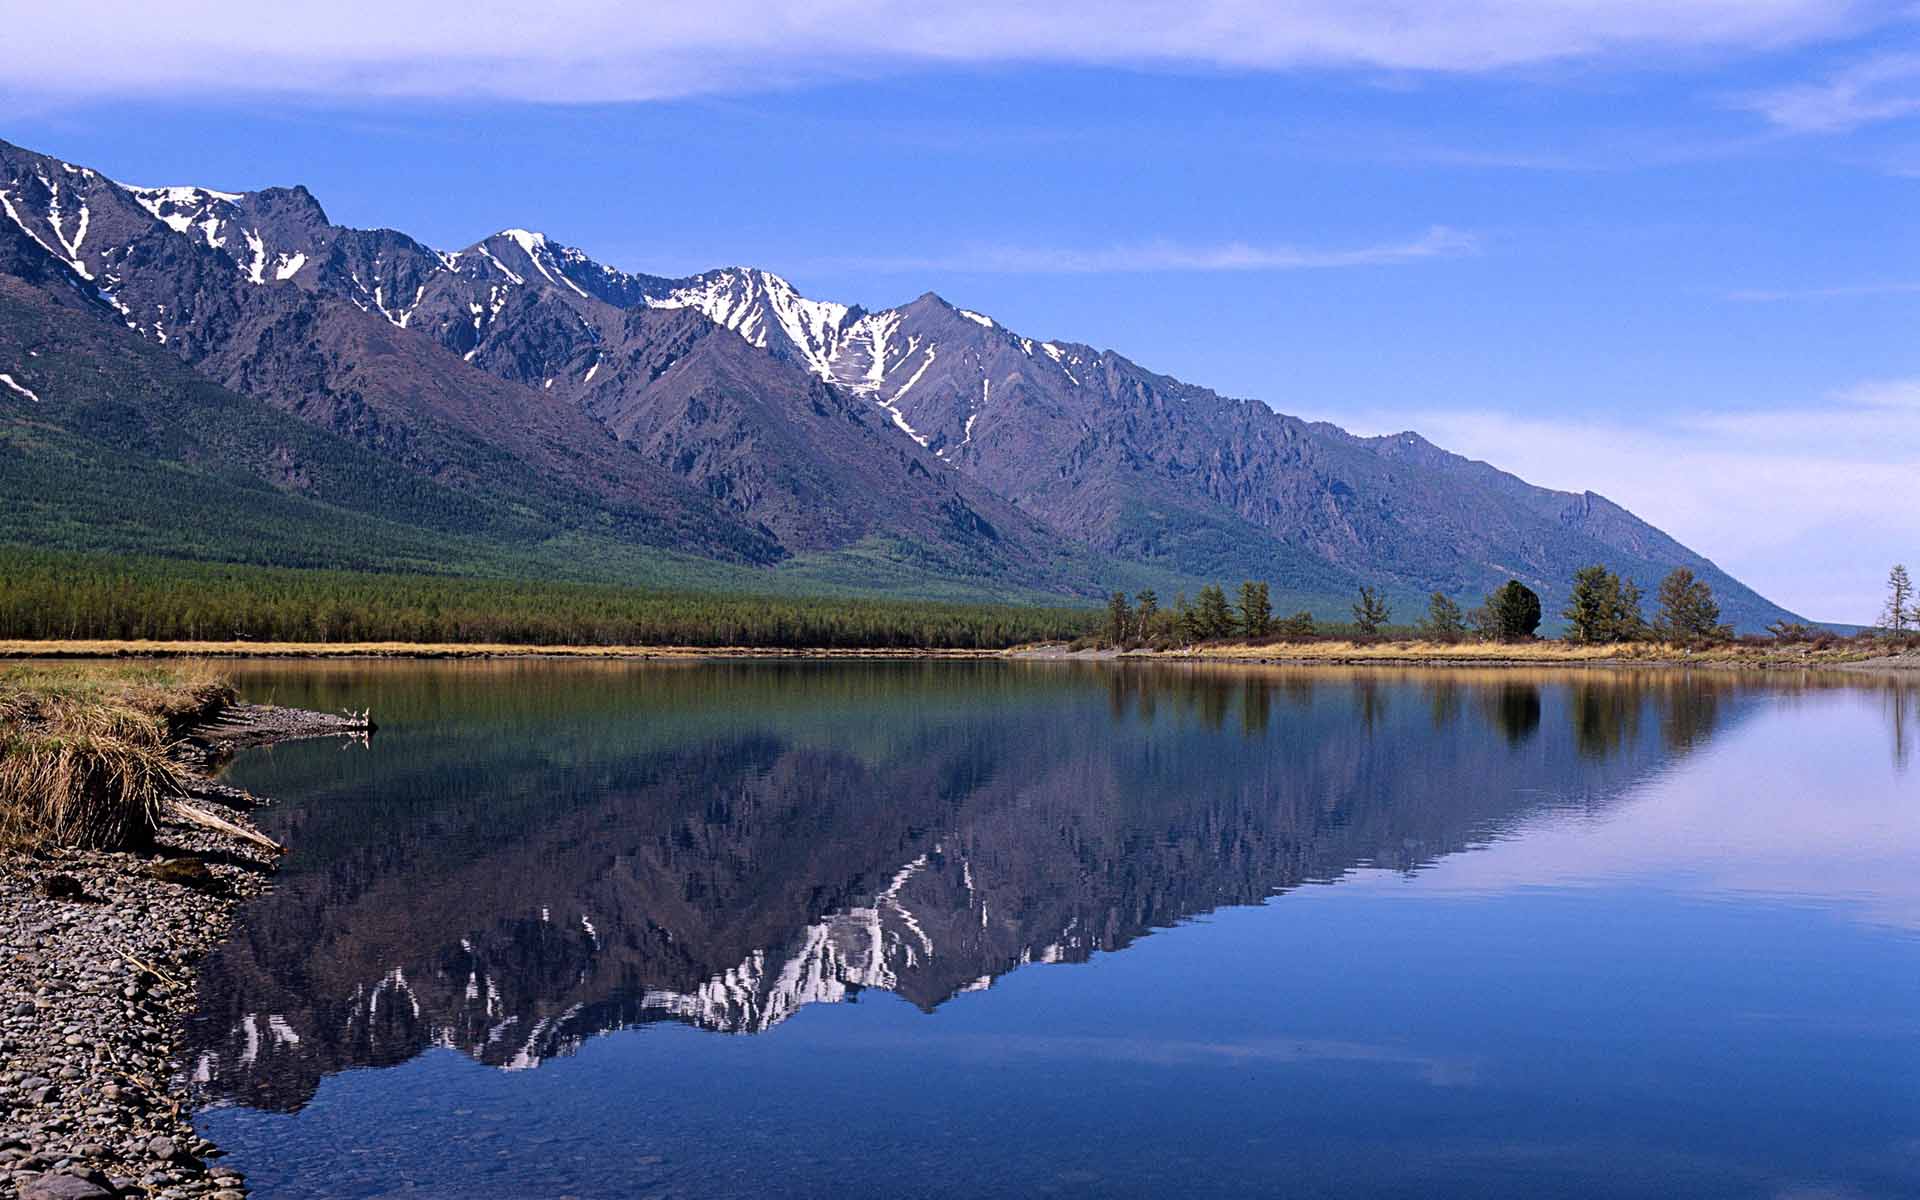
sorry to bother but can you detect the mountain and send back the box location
[0,136,1802,627]
[640,274,1793,625]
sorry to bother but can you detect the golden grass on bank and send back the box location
[0,732,184,849]
[1167,639,1891,666]
[1185,639,1656,662]
[0,661,232,849]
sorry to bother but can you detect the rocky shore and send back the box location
[1,705,367,1200]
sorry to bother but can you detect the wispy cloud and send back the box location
[1735,51,1920,133]
[1328,380,1920,624]
[1727,280,1920,301]
[0,1,1891,103]
[805,226,1477,276]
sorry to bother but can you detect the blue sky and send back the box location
[6,2,1918,622]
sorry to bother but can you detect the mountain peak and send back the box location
[247,185,331,233]
[497,228,550,254]
[901,292,994,330]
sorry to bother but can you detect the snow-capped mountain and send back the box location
[0,134,1803,626]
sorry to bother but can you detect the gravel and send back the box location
[2,705,347,1199]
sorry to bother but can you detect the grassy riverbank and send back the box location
[5,637,1916,674]
[1026,637,1919,671]
[1174,638,1913,668]
[1,660,290,1196]
[0,662,233,849]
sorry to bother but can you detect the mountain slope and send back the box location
[0,135,1803,628]
[0,143,784,565]
[0,155,1092,591]
[0,238,756,581]
[645,274,1797,628]
[397,234,1080,586]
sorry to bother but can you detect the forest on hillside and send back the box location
[0,549,1100,649]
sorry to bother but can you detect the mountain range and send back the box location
[0,136,1800,628]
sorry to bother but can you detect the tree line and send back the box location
[1099,565,1768,648]
[0,549,1100,649]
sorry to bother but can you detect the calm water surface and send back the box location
[186,662,1920,1199]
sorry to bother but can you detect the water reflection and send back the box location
[184,663,1904,1120]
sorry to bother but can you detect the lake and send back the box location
[185,661,1919,1199]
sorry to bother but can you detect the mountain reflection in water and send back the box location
[182,663,1887,1116]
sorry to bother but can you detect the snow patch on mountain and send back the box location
[646,268,855,381]
[0,373,42,403]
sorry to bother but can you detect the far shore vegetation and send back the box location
[1085,564,1920,663]
[1,546,1916,661]
[0,548,1099,650]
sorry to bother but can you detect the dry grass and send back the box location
[0,732,184,849]
[0,661,233,849]
[1188,639,1637,662]
[1168,639,1891,667]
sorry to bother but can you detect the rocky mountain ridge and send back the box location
[0,136,1803,626]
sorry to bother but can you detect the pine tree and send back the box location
[1107,591,1134,645]
[1238,580,1272,638]
[1619,576,1647,641]
[1421,592,1467,642]
[1564,566,1646,644]
[1654,567,1729,643]
[1173,592,1200,644]
[1564,566,1613,644]
[1195,584,1236,638]
[1886,564,1914,633]
[1135,588,1160,638]
[1352,586,1390,635]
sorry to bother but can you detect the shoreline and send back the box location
[4,638,1910,673]
[1,704,363,1200]
[0,650,1906,1197]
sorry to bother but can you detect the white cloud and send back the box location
[1735,51,1920,132]
[1328,379,1920,624]
[806,226,1476,275]
[2,1,1889,103]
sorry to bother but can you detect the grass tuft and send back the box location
[0,662,232,849]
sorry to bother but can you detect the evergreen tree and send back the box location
[1173,592,1200,644]
[1654,567,1730,643]
[1352,586,1390,635]
[1107,591,1135,644]
[1195,584,1236,638]
[1135,588,1160,638]
[1487,580,1542,642]
[1620,576,1647,640]
[1886,564,1915,633]
[1421,592,1467,642]
[1564,566,1646,644]
[1238,580,1273,638]
[1277,610,1317,639]
[1564,566,1612,643]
